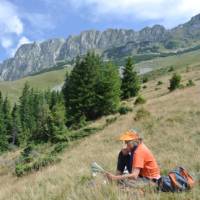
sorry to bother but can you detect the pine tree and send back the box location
[19,82,32,144]
[2,96,12,143]
[0,92,8,151]
[64,52,102,126]
[95,62,121,115]
[121,57,141,99]
[49,102,67,142]
[11,104,22,145]
[32,100,52,143]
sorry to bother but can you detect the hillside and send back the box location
[1,13,200,81]
[0,67,68,104]
[1,48,200,104]
[0,64,199,200]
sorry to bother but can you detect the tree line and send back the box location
[0,52,141,152]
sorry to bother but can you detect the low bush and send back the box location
[157,81,163,85]
[118,106,133,115]
[134,96,146,105]
[169,73,181,91]
[186,80,195,87]
[106,117,117,125]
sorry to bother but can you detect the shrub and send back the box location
[143,85,147,89]
[186,80,195,87]
[52,142,68,154]
[118,106,133,115]
[106,117,117,125]
[157,81,163,85]
[142,77,149,83]
[134,96,146,105]
[168,66,174,72]
[168,73,181,91]
[134,108,150,121]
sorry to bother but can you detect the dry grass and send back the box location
[0,67,200,200]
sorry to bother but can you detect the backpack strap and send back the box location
[168,172,182,190]
[179,167,195,188]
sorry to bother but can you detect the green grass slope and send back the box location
[0,68,68,104]
[0,64,200,200]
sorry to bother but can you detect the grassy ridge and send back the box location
[0,68,68,104]
[136,48,200,72]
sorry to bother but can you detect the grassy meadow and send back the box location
[0,63,200,199]
[0,68,68,104]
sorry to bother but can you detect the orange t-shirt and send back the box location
[132,143,160,179]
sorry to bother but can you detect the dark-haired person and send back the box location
[106,130,160,186]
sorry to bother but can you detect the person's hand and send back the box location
[105,172,117,181]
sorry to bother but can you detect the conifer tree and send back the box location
[2,96,12,143]
[64,52,101,126]
[11,104,22,145]
[95,62,121,115]
[0,92,8,151]
[19,82,32,144]
[121,57,141,99]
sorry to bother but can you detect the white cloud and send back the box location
[68,0,200,27]
[1,37,13,48]
[0,0,23,36]
[0,0,25,56]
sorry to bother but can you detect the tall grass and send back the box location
[0,67,200,200]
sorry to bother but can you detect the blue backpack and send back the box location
[157,167,195,192]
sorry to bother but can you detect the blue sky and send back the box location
[1,0,200,62]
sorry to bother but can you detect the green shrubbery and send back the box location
[15,144,61,176]
[134,96,146,105]
[157,81,163,85]
[169,73,182,91]
[106,117,118,125]
[118,106,133,115]
[186,79,195,87]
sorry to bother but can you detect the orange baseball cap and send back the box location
[119,129,139,141]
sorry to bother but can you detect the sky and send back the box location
[1,0,200,62]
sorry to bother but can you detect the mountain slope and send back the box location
[0,65,200,200]
[1,47,200,104]
[1,13,200,81]
[0,67,68,104]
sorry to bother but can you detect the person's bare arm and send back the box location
[106,168,140,181]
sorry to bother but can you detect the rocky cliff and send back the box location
[0,14,200,81]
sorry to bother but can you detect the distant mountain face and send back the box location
[1,14,200,81]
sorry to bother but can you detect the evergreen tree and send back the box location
[95,62,121,115]
[19,82,32,144]
[0,92,8,151]
[32,100,52,143]
[121,57,141,99]
[11,104,22,145]
[2,96,12,142]
[49,102,67,142]
[64,52,102,126]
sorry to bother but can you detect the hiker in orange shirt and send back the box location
[106,129,161,184]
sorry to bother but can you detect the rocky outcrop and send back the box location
[0,13,200,81]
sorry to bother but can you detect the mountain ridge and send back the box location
[1,14,200,81]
